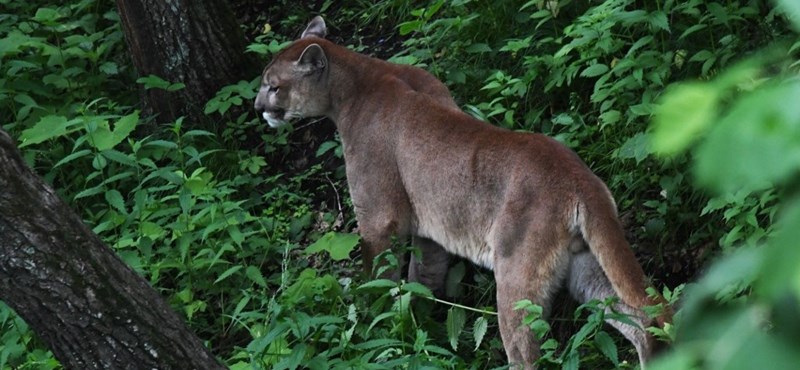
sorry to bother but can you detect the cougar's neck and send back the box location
[321,43,391,137]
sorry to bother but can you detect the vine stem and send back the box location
[422,295,499,316]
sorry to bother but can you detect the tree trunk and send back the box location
[115,0,259,124]
[0,129,225,369]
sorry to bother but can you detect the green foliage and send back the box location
[648,18,800,368]
[3,0,800,369]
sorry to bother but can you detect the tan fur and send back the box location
[255,17,671,369]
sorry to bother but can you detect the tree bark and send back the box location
[0,129,225,369]
[115,0,259,123]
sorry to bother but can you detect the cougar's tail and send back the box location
[577,192,671,326]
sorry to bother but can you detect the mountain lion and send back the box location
[255,16,670,368]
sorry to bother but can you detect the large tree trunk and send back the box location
[0,129,225,369]
[115,0,259,124]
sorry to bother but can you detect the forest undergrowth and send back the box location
[2,0,800,369]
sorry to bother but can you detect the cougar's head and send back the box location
[254,16,330,128]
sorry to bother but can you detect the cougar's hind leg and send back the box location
[568,251,654,366]
[408,236,450,297]
[494,234,571,369]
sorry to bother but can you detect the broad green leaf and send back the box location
[305,232,360,261]
[757,199,800,300]
[473,316,488,350]
[615,132,650,163]
[387,54,418,65]
[99,62,118,75]
[594,331,619,365]
[137,75,171,90]
[650,82,718,156]
[401,282,433,298]
[446,307,466,350]
[445,261,466,297]
[33,8,62,24]
[87,124,115,151]
[113,112,139,143]
[228,226,244,246]
[316,141,338,157]
[695,82,800,193]
[140,221,165,239]
[777,0,800,30]
[648,10,669,32]
[88,112,139,151]
[102,150,137,167]
[580,63,608,78]
[398,20,422,35]
[599,110,621,126]
[245,265,267,287]
[563,351,580,370]
[19,115,80,147]
[104,189,126,214]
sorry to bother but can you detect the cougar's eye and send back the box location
[267,84,280,94]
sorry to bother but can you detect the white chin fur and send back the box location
[263,112,288,128]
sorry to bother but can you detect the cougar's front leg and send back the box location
[408,236,450,296]
[358,217,408,278]
[347,162,412,279]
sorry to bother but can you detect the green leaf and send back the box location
[594,331,619,365]
[19,115,80,147]
[245,266,267,287]
[100,62,118,75]
[650,82,718,156]
[113,112,139,142]
[473,316,488,350]
[89,112,139,151]
[648,10,669,32]
[758,199,800,300]
[694,82,800,193]
[777,0,800,30]
[74,186,105,200]
[316,141,338,157]
[214,265,243,284]
[33,8,62,24]
[357,279,397,291]
[398,20,422,35]
[136,75,171,90]
[563,351,580,370]
[465,43,492,53]
[580,63,609,78]
[305,232,360,261]
[599,110,621,126]
[54,149,92,168]
[680,24,708,40]
[87,124,115,151]
[104,190,126,214]
[616,132,650,163]
[446,307,466,350]
[101,150,137,167]
[401,282,433,298]
[140,222,165,239]
[228,226,244,246]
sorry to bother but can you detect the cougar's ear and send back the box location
[301,16,327,39]
[296,43,327,74]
